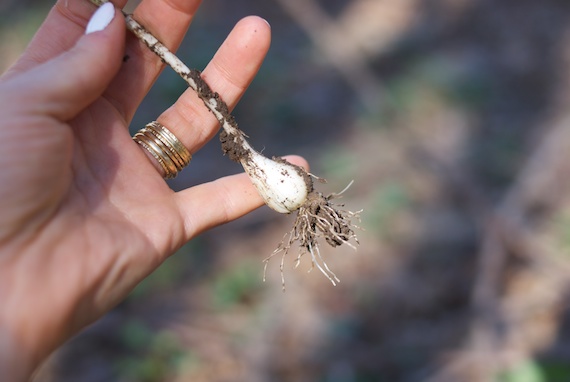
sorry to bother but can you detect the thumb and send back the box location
[13,3,125,121]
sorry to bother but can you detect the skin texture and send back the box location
[0,0,308,379]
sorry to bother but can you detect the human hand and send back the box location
[0,0,307,378]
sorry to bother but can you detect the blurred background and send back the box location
[3,0,570,381]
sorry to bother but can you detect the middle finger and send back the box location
[152,15,271,155]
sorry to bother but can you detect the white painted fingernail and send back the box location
[86,2,115,34]
[260,17,271,29]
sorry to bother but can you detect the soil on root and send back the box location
[220,130,249,162]
[186,69,235,128]
[265,187,361,288]
[301,191,354,247]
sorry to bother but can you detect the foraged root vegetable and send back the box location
[88,0,361,286]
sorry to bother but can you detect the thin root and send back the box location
[264,184,361,290]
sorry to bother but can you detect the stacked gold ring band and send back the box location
[133,121,191,179]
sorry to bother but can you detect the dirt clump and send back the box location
[220,130,249,162]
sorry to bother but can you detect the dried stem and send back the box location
[273,0,386,112]
[415,118,570,380]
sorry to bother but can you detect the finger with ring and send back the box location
[133,121,191,179]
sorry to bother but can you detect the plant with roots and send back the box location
[89,0,361,287]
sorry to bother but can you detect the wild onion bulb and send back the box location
[87,0,361,286]
[221,132,311,214]
[219,125,361,287]
[242,152,310,213]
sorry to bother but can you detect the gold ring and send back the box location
[133,121,191,179]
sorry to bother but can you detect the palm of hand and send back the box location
[0,0,278,370]
[0,78,185,359]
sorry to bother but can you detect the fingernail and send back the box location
[85,2,115,34]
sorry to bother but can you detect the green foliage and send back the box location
[364,182,411,237]
[129,239,204,300]
[497,360,545,382]
[539,360,570,382]
[317,144,359,187]
[115,320,186,382]
[0,6,48,40]
[554,213,570,254]
[0,5,50,72]
[128,254,185,300]
[211,260,263,309]
[385,54,494,116]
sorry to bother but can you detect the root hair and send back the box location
[264,183,361,289]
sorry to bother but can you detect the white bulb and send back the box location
[241,150,310,214]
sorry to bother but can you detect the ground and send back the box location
[3,0,570,381]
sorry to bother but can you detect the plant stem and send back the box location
[88,0,244,145]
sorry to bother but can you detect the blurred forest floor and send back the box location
[4,0,570,381]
